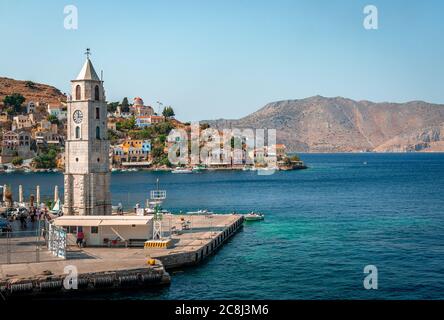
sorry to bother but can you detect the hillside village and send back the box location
[0,78,303,172]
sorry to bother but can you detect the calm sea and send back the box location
[1,153,443,299]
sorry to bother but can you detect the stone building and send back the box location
[0,130,34,163]
[131,97,154,117]
[12,114,35,130]
[63,57,112,216]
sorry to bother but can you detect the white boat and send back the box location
[50,199,62,215]
[111,168,119,172]
[244,212,265,221]
[5,168,15,173]
[257,167,278,172]
[192,165,205,172]
[172,167,193,174]
[23,168,32,173]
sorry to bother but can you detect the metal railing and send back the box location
[0,221,61,265]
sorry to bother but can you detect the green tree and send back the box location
[108,129,119,142]
[121,97,130,112]
[162,106,175,118]
[153,122,174,135]
[107,101,119,113]
[151,146,164,159]
[47,114,59,125]
[25,81,36,89]
[116,117,136,131]
[33,147,59,169]
[12,157,23,166]
[3,93,25,113]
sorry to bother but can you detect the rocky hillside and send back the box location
[204,96,444,152]
[0,77,66,107]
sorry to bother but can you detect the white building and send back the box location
[12,114,35,130]
[53,215,153,247]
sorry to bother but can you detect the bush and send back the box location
[33,147,58,169]
[12,157,23,166]
[108,129,119,142]
[25,81,36,89]
[3,93,25,113]
[47,114,59,125]
[116,117,136,131]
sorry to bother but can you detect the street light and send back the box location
[156,101,163,116]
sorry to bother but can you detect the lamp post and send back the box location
[156,101,163,116]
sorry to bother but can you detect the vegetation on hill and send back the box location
[3,93,25,113]
[12,156,24,166]
[107,101,119,113]
[33,146,59,169]
[162,106,175,118]
[121,97,130,112]
[0,77,66,109]
[47,114,59,125]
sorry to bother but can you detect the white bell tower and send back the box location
[63,50,112,216]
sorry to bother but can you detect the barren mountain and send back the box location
[204,96,444,152]
[0,77,66,107]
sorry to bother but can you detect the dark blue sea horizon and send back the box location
[1,153,443,299]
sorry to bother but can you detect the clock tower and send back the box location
[63,53,112,216]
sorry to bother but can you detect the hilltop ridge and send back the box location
[204,96,444,152]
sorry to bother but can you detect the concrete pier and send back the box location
[0,214,244,298]
[0,258,169,298]
[150,214,244,268]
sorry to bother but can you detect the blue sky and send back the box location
[0,0,443,121]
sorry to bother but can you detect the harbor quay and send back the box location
[0,213,243,298]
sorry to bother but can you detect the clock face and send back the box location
[73,110,83,124]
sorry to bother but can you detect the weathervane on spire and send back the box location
[85,48,91,59]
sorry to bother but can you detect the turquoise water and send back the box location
[1,153,443,299]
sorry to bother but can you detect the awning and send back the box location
[99,220,149,226]
[53,215,152,227]
[53,219,101,227]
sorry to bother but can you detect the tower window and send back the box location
[75,85,81,100]
[96,107,100,119]
[94,85,100,101]
[96,126,100,139]
[75,126,81,139]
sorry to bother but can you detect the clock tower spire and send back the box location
[63,52,111,216]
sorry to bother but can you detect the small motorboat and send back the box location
[172,167,193,174]
[192,165,205,172]
[244,212,265,221]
